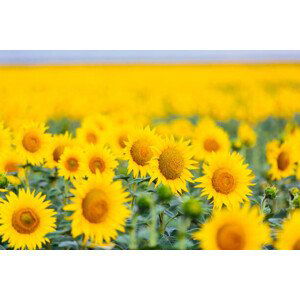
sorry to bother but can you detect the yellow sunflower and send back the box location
[124,126,160,178]
[169,119,194,139]
[57,147,85,179]
[0,150,26,185]
[82,145,117,177]
[193,119,230,161]
[83,114,113,133]
[276,210,300,250]
[267,141,296,180]
[64,173,131,245]
[193,205,270,250]
[196,152,254,209]
[76,119,107,146]
[0,189,56,249]
[0,122,12,152]
[14,121,50,165]
[106,124,133,159]
[237,122,257,147]
[149,135,197,194]
[46,132,74,169]
[0,149,25,174]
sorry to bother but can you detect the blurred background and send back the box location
[1,50,300,64]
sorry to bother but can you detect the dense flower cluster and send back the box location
[0,64,300,250]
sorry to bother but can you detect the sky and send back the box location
[0,50,300,64]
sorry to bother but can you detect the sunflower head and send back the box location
[149,135,197,194]
[0,149,25,175]
[267,141,296,180]
[193,119,230,161]
[83,145,117,177]
[64,174,131,245]
[196,151,254,209]
[15,121,50,166]
[0,189,56,249]
[168,118,195,139]
[193,206,270,250]
[124,126,160,178]
[46,132,74,169]
[58,147,85,179]
[76,118,108,146]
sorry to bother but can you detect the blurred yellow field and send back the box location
[1,64,300,126]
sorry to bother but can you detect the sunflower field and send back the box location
[1,63,300,250]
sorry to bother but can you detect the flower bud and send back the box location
[290,187,300,207]
[136,193,152,212]
[157,184,172,202]
[232,139,242,151]
[182,197,202,219]
[265,186,278,200]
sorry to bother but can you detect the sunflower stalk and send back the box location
[149,200,158,248]
[177,217,190,250]
[129,213,138,249]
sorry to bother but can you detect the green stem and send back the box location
[178,217,190,250]
[129,214,138,250]
[149,202,158,248]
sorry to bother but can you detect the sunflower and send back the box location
[124,126,160,178]
[193,205,270,250]
[0,150,26,185]
[107,124,133,159]
[46,132,74,169]
[237,122,257,147]
[276,210,300,250]
[57,147,85,179]
[149,135,197,194]
[82,145,117,177]
[0,150,25,174]
[14,121,50,165]
[193,119,230,161]
[76,119,107,146]
[83,114,113,133]
[0,189,56,249]
[196,152,254,209]
[169,119,194,139]
[0,122,12,152]
[267,141,296,180]
[64,174,131,245]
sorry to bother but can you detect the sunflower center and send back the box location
[65,157,79,172]
[130,139,153,166]
[82,188,108,223]
[5,161,19,173]
[212,168,235,194]
[277,151,290,171]
[89,157,106,174]
[293,239,300,250]
[86,132,97,144]
[12,208,40,234]
[204,138,220,152]
[22,132,41,153]
[158,146,184,180]
[118,134,128,148]
[53,145,65,162]
[216,223,245,250]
